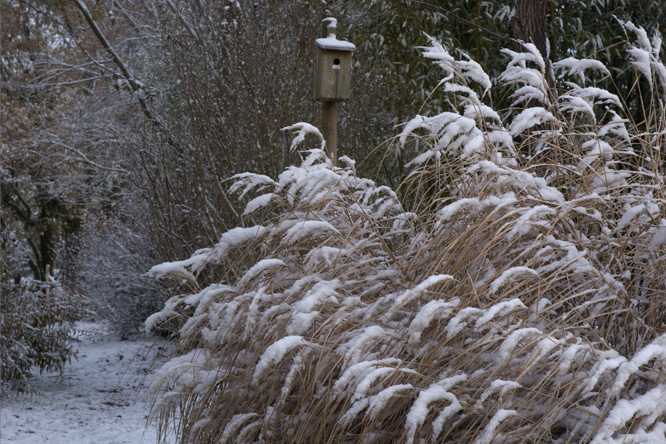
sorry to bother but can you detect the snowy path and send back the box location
[1,323,175,444]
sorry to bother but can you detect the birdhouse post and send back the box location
[313,17,355,166]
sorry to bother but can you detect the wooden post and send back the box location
[321,18,338,167]
[45,264,52,297]
[313,17,354,167]
[322,102,337,165]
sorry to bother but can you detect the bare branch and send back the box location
[72,0,156,123]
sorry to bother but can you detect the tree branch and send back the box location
[73,0,156,123]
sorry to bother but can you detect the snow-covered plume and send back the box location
[420,34,492,96]
[281,122,326,152]
[622,20,666,91]
[553,57,610,85]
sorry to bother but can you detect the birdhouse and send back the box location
[313,18,355,102]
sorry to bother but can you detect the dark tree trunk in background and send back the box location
[510,0,551,81]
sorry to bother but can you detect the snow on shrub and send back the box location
[147,21,665,443]
[1,228,83,392]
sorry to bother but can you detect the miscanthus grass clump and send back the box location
[147,21,665,444]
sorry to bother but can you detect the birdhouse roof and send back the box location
[315,36,356,52]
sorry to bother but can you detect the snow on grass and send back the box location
[474,409,518,444]
[608,335,666,397]
[404,376,466,444]
[489,267,539,294]
[0,322,175,444]
[143,25,666,443]
[508,107,558,136]
[282,220,340,245]
[553,57,610,83]
[591,385,666,444]
[382,274,455,322]
[615,204,646,233]
[497,327,543,361]
[474,299,526,328]
[242,193,274,216]
[473,380,521,410]
[650,226,666,252]
[408,299,460,345]
[252,336,312,384]
[420,34,492,94]
[281,122,325,152]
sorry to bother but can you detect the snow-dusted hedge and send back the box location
[147,22,665,443]
[1,229,83,391]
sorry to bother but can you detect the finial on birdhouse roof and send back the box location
[323,17,337,38]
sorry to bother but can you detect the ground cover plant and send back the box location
[146,21,666,443]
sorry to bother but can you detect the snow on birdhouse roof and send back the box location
[315,36,356,52]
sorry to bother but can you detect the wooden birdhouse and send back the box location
[313,18,355,102]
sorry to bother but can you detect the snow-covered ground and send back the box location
[1,322,175,444]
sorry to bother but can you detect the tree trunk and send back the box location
[510,0,551,81]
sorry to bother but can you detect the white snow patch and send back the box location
[474,380,521,410]
[474,409,517,444]
[553,57,610,82]
[615,204,645,233]
[283,220,340,244]
[282,122,325,151]
[0,322,175,444]
[509,107,558,136]
[252,336,312,383]
[404,380,464,444]
[242,193,274,216]
[489,267,539,294]
[474,299,526,328]
[650,227,666,252]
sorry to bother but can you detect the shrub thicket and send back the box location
[1,228,83,391]
[147,21,665,443]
